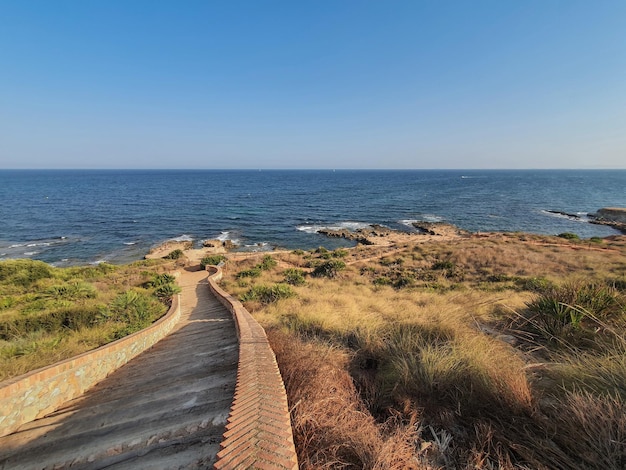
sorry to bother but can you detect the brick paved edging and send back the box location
[0,295,181,438]
[207,266,299,470]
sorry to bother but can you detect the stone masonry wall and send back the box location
[0,295,181,438]
[207,266,298,470]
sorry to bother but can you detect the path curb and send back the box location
[207,266,298,470]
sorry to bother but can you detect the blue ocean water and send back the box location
[0,169,625,266]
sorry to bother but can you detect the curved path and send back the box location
[0,269,238,469]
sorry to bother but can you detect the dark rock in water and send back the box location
[412,223,437,235]
[589,208,626,234]
[412,222,469,237]
[594,208,626,223]
[223,239,238,250]
[545,210,582,220]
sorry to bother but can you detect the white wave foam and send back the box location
[422,214,444,223]
[215,231,241,245]
[9,243,25,248]
[24,251,39,256]
[541,210,587,222]
[170,234,193,242]
[296,221,371,234]
[399,215,444,227]
[399,219,420,228]
[216,231,231,241]
[123,242,137,245]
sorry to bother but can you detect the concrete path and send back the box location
[0,269,238,469]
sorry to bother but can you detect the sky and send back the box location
[0,1,625,170]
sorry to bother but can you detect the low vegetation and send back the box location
[0,258,176,381]
[219,233,626,469]
[200,254,227,270]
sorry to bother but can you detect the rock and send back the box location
[223,239,238,250]
[594,207,626,223]
[589,208,626,234]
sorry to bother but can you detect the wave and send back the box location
[216,231,241,245]
[123,242,137,246]
[23,251,39,256]
[169,234,193,242]
[541,210,589,223]
[398,215,444,228]
[296,221,372,234]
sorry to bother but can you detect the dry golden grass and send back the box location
[219,233,626,468]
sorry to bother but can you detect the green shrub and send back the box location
[589,237,604,244]
[517,276,554,292]
[103,289,166,330]
[44,281,97,300]
[0,260,54,287]
[200,255,226,269]
[283,268,306,286]
[236,267,262,279]
[558,232,580,240]
[525,282,623,342]
[154,283,182,301]
[164,249,184,259]
[312,260,346,278]
[292,249,305,255]
[431,260,455,270]
[393,274,415,289]
[332,249,349,258]
[145,273,177,288]
[241,284,295,304]
[259,255,277,271]
[373,276,392,286]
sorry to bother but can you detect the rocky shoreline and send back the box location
[544,208,626,234]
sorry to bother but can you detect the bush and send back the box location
[283,268,306,286]
[558,232,580,241]
[241,284,295,304]
[259,255,277,271]
[145,273,176,288]
[0,259,54,287]
[312,260,346,278]
[164,249,184,259]
[333,249,349,258]
[517,276,554,292]
[524,281,624,342]
[103,289,166,330]
[236,267,262,278]
[200,255,226,269]
[44,281,97,300]
[154,283,181,301]
[373,276,392,286]
[393,274,415,289]
[431,260,455,270]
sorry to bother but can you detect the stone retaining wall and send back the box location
[0,295,181,438]
[207,266,298,470]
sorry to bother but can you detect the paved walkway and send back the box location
[0,269,238,469]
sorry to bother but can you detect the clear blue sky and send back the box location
[1,1,624,169]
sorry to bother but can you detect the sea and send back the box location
[1,169,625,267]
